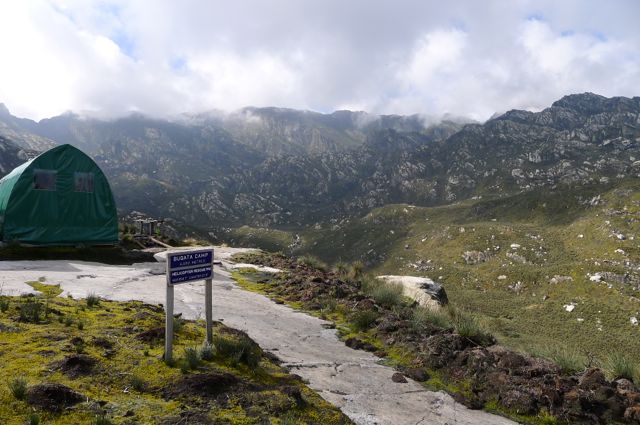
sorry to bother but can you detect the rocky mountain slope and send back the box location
[1,93,639,230]
[0,136,37,176]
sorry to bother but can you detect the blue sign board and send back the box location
[167,249,214,285]
[169,265,213,284]
[170,250,213,269]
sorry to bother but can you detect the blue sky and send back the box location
[0,0,638,121]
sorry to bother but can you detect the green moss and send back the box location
[0,291,350,424]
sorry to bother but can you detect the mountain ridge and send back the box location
[1,92,639,231]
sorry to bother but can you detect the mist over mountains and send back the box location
[1,92,639,231]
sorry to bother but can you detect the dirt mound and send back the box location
[26,383,84,411]
[136,327,164,342]
[92,336,115,349]
[53,354,97,378]
[163,372,244,400]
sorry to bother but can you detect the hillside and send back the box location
[224,179,640,368]
[2,93,639,230]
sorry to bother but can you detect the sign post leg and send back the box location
[165,279,174,363]
[205,278,213,345]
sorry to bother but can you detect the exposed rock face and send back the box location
[0,136,35,176]
[2,93,640,230]
[377,275,448,308]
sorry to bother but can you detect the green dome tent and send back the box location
[0,144,118,245]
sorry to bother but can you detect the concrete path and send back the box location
[0,248,517,425]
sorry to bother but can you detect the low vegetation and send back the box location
[225,181,640,369]
[231,251,640,425]
[0,287,350,424]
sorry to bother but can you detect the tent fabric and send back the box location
[0,144,118,245]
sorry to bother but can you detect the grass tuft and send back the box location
[361,277,404,308]
[605,352,638,382]
[453,313,494,346]
[8,377,27,400]
[213,334,262,368]
[351,310,379,331]
[93,415,113,425]
[0,297,9,313]
[183,346,201,370]
[18,299,42,323]
[297,255,328,272]
[86,293,100,307]
[130,375,147,392]
[200,342,215,361]
[411,307,451,330]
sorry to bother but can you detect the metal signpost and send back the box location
[165,248,214,362]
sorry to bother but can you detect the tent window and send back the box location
[74,172,94,193]
[33,170,57,191]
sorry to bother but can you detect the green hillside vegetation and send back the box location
[0,283,349,425]
[224,180,640,367]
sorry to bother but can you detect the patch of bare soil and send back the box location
[52,354,97,378]
[26,383,84,411]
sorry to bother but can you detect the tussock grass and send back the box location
[213,334,262,368]
[351,310,379,331]
[93,415,113,425]
[361,276,404,308]
[173,316,185,333]
[605,352,638,382]
[86,293,100,307]
[0,298,9,313]
[411,307,451,330]
[8,377,27,400]
[200,342,215,361]
[333,261,349,279]
[183,346,201,370]
[18,299,42,323]
[530,346,587,374]
[297,255,328,272]
[130,375,147,392]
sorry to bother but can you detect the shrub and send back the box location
[297,255,327,272]
[352,310,379,331]
[77,320,85,330]
[213,334,261,368]
[606,352,637,382]
[0,297,9,313]
[86,293,100,307]
[64,316,73,327]
[18,300,42,323]
[183,346,201,370]
[9,377,27,400]
[27,414,40,425]
[411,307,451,330]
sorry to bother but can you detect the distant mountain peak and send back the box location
[0,103,10,116]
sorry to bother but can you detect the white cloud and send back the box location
[0,0,638,120]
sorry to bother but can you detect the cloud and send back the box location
[0,0,638,120]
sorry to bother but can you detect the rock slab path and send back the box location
[0,247,516,425]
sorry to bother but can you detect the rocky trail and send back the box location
[0,247,515,425]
